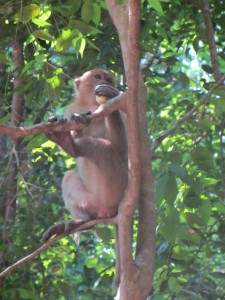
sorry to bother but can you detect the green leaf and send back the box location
[39,8,52,21]
[32,18,51,27]
[20,60,35,77]
[160,217,177,244]
[184,188,202,208]
[202,64,213,74]
[33,30,54,41]
[26,134,47,151]
[179,225,201,245]
[147,0,164,15]
[185,212,205,227]
[168,277,182,293]
[14,4,41,23]
[0,114,11,125]
[168,164,187,179]
[155,173,169,205]
[199,200,211,224]
[179,72,190,85]
[74,37,86,57]
[191,146,214,173]
[197,118,215,130]
[211,98,225,114]
[214,202,225,214]
[167,150,182,164]
[66,20,101,35]
[92,3,101,25]
[95,227,112,244]
[85,256,98,268]
[164,173,178,204]
[0,53,8,63]
[81,1,94,23]
[172,246,191,261]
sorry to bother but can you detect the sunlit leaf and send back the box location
[14,4,41,23]
[32,18,51,27]
[147,0,164,15]
[20,60,35,77]
[85,256,98,268]
[26,134,47,151]
[33,30,54,41]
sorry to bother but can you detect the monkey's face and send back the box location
[74,69,115,103]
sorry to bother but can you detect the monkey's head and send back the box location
[74,69,115,104]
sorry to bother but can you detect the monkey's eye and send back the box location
[95,74,101,79]
[106,77,113,84]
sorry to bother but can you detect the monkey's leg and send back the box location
[46,131,78,157]
[62,170,97,220]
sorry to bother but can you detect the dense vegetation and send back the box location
[0,0,225,299]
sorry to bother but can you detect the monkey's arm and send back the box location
[46,131,77,157]
[46,113,91,157]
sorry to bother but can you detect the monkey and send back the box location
[43,71,128,287]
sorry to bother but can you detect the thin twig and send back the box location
[151,74,225,152]
[201,0,221,81]
[219,118,225,198]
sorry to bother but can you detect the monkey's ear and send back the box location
[74,78,81,90]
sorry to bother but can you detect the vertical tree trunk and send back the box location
[0,42,24,293]
[106,1,155,299]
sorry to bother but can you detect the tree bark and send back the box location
[106,1,155,299]
[0,42,24,292]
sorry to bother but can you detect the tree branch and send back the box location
[0,217,117,278]
[201,0,221,82]
[219,118,225,199]
[0,92,127,139]
[151,74,225,152]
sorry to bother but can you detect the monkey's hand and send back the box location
[47,115,67,124]
[42,220,86,243]
[95,84,120,104]
[70,111,92,126]
[46,116,77,157]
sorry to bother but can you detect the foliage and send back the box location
[0,0,225,299]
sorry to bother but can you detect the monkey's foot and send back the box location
[42,219,85,243]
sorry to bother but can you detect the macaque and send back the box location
[43,69,128,241]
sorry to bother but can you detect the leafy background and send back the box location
[0,0,225,299]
